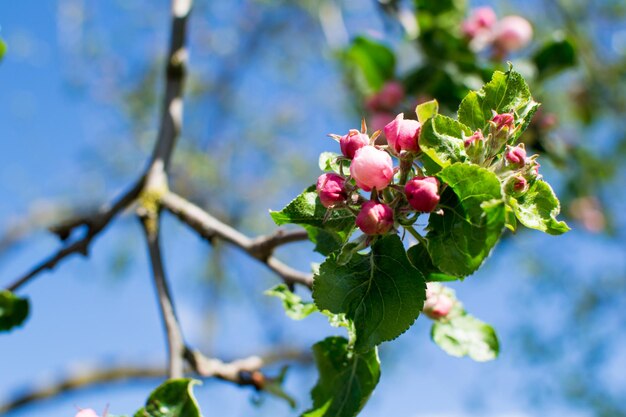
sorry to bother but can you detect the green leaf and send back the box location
[406,244,458,282]
[427,164,505,277]
[0,290,29,332]
[0,39,6,61]
[508,180,570,235]
[457,69,540,140]
[313,235,426,352]
[344,36,395,93]
[431,314,499,362]
[302,337,380,417]
[270,185,355,234]
[303,226,345,256]
[416,99,439,124]
[419,114,470,171]
[265,284,317,320]
[318,152,343,174]
[134,379,202,417]
[533,37,577,78]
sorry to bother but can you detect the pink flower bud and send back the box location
[356,201,394,235]
[366,81,405,111]
[316,173,347,208]
[464,129,484,147]
[493,16,533,52]
[462,7,497,38]
[76,410,100,417]
[405,176,440,212]
[423,283,454,319]
[384,113,421,153]
[340,129,370,159]
[350,146,394,191]
[512,175,528,193]
[505,145,527,166]
[492,112,515,131]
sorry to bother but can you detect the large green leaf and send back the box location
[419,114,470,171]
[265,284,317,320]
[313,235,426,352]
[0,290,29,332]
[427,164,505,277]
[135,379,202,417]
[508,180,570,235]
[344,37,395,93]
[431,314,499,362]
[457,69,539,140]
[406,244,458,282]
[302,337,380,417]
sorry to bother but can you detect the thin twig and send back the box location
[160,191,313,289]
[139,213,186,380]
[5,177,146,293]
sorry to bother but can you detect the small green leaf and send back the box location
[303,226,345,256]
[0,290,29,332]
[457,69,539,141]
[533,37,577,78]
[134,379,202,417]
[344,36,395,93]
[419,114,470,171]
[431,314,499,362]
[318,152,343,174]
[265,284,317,320]
[416,99,439,124]
[427,164,506,277]
[508,180,570,235]
[302,337,380,417]
[313,234,426,352]
[0,39,6,61]
[270,185,355,234]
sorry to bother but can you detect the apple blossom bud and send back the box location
[340,129,370,159]
[462,7,497,38]
[76,410,100,417]
[464,129,484,147]
[356,201,394,235]
[405,176,440,213]
[423,283,454,319]
[492,112,515,131]
[513,176,528,192]
[316,173,347,208]
[505,145,527,166]
[350,146,394,191]
[493,16,533,52]
[366,81,405,111]
[384,113,421,153]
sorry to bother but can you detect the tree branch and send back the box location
[160,191,313,289]
[4,177,145,293]
[139,213,186,380]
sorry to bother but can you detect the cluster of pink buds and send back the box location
[318,116,442,237]
[423,283,456,320]
[462,7,533,57]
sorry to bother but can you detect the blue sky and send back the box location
[2,1,625,417]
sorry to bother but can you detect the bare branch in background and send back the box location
[161,191,313,289]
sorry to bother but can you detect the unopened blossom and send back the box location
[423,283,454,320]
[492,112,515,131]
[493,16,533,52]
[505,145,527,166]
[356,201,394,235]
[509,175,528,194]
[462,7,497,38]
[384,113,421,153]
[316,173,347,208]
[405,176,440,213]
[75,409,100,417]
[340,129,370,159]
[350,146,394,191]
[365,81,405,111]
[464,129,484,147]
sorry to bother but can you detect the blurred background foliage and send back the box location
[1,0,625,416]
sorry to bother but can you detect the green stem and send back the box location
[405,226,428,246]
